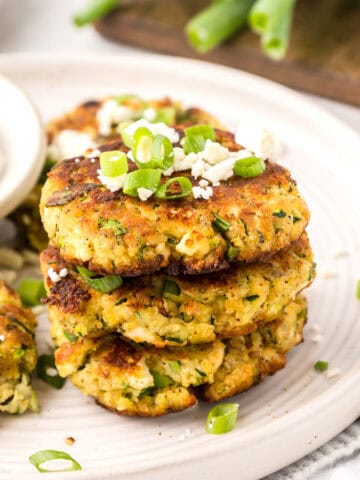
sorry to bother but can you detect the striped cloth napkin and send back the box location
[266,419,360,480]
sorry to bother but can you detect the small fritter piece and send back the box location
[202,296,307,402]
[55,336,225,417]
[41,233,314,348]
[0,282,38,414]
[40,131,309,276]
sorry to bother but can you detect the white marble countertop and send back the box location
[0,1,359,479]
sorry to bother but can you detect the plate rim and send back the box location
[1,52,359,480]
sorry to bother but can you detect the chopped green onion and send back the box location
[17,279,46,307]
[14,347,25,359]
[170,360,182,372]
[133,128,174,170]
[29,449,81,473]
[36,354,66,389]
[212,213,231,232]
[195,368,206,377]
[156,177,192,200]
[150,370,174,388]
[118,121,134,148]
[314,360,329,372]
[123,169,161,197]
[153,107,176,125]
[357,280,360,300]
[249,0,296,60]
[151,134,174,170]
[73,0,120,27]
[234,156,266,178]
[98,218,127,237]
[245,294,259,301]
[99,150,128,177]
[186,0,255,53]
[206,403,239,434]
[77,266,123,293]
[133,127,154,165]
[183,124,216,154]
[63,330,78,343]
[163,279,181,296]
[116,94,143,105]
[227,245,240,261]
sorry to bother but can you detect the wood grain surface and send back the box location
[96,0,360,106]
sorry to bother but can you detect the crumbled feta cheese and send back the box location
[97,99,135,136]
[0,334,5,342]
[143,107,157,121]
[191,159,208,179]
[235,121,282,160]
[59,268,69,278]
[48,267,61,283]
[311,333,323,344]
[326,368,341,380]
[232,149,255,160]
[90,158,96,164]
[192,186,213,200]
[137,188,154,201]
[202,157,236,184]
[47,130,96,162]
[97,169,126,192]
[173,149,197,172]
[88,148,101,158]
[74,158,80,163]
[125,119,179,143]
[199,179,209,187]
[202,140,229,165]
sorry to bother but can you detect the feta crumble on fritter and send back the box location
[47,130,96,162]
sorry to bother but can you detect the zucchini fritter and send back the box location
[0,282,38,414]
[41,233,314,348]
[54,297,306,417]
[40,130,309,276]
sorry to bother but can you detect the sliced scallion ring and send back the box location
[205,403,239,434]
[234,156,266,178]
[151,134,174,170]
[123,169,161,197]
[29,449,81,473]
[153,106,176,125]
[99,150,128,177]
[183,124,216,154]
[118,121,135,148]
[184,124,216,141]
[314,360,329,372]
[156,177,192,200]
[77,266,123,293]
[212,213,231,232]
[17,278,46,307]
[36,354,66,390]
[133,127,154,166]
[150,370,174,388]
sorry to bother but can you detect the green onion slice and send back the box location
[153,106,176,125]
[118,121,134,148]
[206,403,239,434]
[212,213,231,232]
[63,330,79,343]
[116,94,143,105]
[99,150,128,177]
[98,218,127,237]
[163,279,181,296]
[17,279,46,307]
[156,177,192,200]
[133,127,154,166]
[36,354,66,390]
[150,370,174,388]
[29,449,81,473]
[357,279,360,300]
[123,169,161,197]
[314,360,329,372]
[183,124,216,154]
[73,0,119,27]
[77,266,123,293]
[234,156,265,178]
[151,134,174,170]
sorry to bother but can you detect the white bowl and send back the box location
[0,74,46,218]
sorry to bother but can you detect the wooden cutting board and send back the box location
[96,0,360,107]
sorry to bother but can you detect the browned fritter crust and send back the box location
[201,296,307,402]
[40,233,315,348]
[41,129,310,276]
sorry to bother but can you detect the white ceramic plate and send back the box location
[0,74,46,219]
[1,54,360,480]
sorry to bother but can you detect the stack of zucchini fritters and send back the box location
[39,97,315,416]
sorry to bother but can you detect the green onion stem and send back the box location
[249,0,297,60]
[234,156,265,178]
[163,279,181,296]
[29,450,81,473]
[314,360,329,372]
[77,266,123,293]
[36,354,66,390]
[156,177,192,200]
[206,403,239,434]
[123,169,161,197]
[186,0,255,54]
[212,213,231,232]
[17,279,46,307]
[73,0,120,27]
[100,150,128,177]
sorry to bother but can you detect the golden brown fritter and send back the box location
[41,233,314,348]
[0,282,38,414]
[54,297,306,417]
[56,336,225,417]
[40,130,309,276]
[202,296,307,402]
